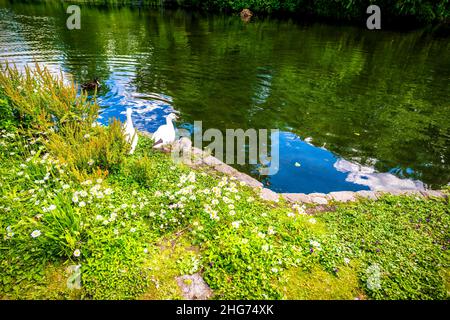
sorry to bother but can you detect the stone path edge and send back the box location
[193,148,448,205]
[140,132,448,205]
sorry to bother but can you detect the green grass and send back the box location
[321,196,450,299]
[276,265,364,300]
[0,64,449,300]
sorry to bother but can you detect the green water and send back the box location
[0,1,449,192]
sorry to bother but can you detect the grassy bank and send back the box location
[0,64,449,300]
[63,0,450,24]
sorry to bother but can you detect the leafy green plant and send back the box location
[321,195,450,299]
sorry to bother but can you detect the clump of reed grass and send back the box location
[46,118,129,177]
[0,63,130,178]
[0,63,98,131]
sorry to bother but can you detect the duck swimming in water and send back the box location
[81,78,101,91]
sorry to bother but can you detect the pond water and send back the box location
[1,1,449,193]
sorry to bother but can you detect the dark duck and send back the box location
[81,78,100,91]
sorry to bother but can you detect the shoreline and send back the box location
[141,131,448,205]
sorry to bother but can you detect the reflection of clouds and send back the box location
[96,66,175,132]
[334,159,425,191]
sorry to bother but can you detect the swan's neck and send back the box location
[127,113,132,124]
[166,118,174,128]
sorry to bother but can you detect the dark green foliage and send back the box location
[71,0,450,23]
[192,0,449,23]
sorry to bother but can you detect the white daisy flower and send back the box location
[31,230,41,238]
[310,240,321,248]
[231,221,241,229]
[79,191,88,198]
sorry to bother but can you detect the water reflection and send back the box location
[334,159,425,191]
[0,1,449,193]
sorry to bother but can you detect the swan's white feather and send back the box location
[123,108,138,154]
[152,113,177,148]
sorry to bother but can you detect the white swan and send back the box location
[152,113,178,149]
[123,108,138,154]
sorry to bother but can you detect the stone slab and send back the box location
[355,190,378,200]
[421,190,448,199]
[260,188,280,202]
[176,273,213,300]
[282,193,312,204]
[328,191,357,202]
[308,193,329,205]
